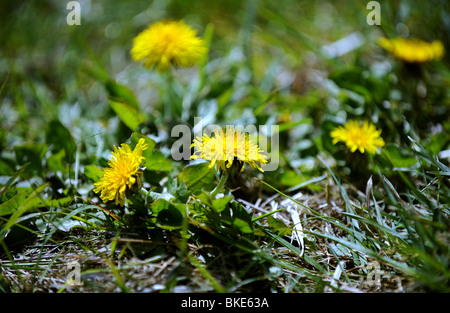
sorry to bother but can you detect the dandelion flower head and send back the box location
[330,120,385,154]
[378,37,444,63]
[131,20,207,72]
[94,138,149,206]
[191,127,268,172]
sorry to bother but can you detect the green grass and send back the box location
[0,0,449,293]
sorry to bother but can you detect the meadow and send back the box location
[0,0,449,293]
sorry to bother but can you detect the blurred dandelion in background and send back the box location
[378,37,444,63]
[131,20,207,72]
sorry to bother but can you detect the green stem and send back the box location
[211,172,228,198]
[161,70,172,122]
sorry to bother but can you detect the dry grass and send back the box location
[1,177,421,293]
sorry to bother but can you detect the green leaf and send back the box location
[267,215,292,237]
[14,143,47,175]
[0,165,28,198]
[145,150,173,172]
[231,218,253,234]
[40,196,73,208]
[178,162,215,194]
[107,82,141,111]
[0,191,28,216]
[47,149,66,172]
[148,191,175,202]
[130,132,156,163]
[109,100,145,131]
[408,136,450,173]
[1,184,48,238]
[196,190,213,207]
[81,59,140,110]
[84,165,104,183]
[175,181,190,203]
[383,144,418,168]
[229,202,254,234]
[0,158,16,176]
[150,198,185,230]
[320,117,342,154]
[45,120,76,163]
[212,196,233,213]
[278,170,305,187]
[277,118,313,133]
[286,174,327,193]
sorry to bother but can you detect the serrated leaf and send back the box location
[47,149,66,172]
[145,150,173,172]
[107,83,140,111]
[231,218,253,234]
[14,143,47,175]
[0,191,28,216]
[130,132,156,163]
[228,202,254,234]
[148,191,175,202]
[267,215,292,237]
[40,196,73,208]
[212,196,233,213]
[196,190,213,207]
[277,118,313,133]
[384,144,418,168]
[81,59,140,110]
[150,198,185,230]
[84,165,104,183]
[45,120,76,163]
[109,100,145,131]
[175,181,190,203]
[178,162,214,194]
[0,158,15,176]
[1,184,48,236]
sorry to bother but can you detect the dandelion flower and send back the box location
[131,20,207,72]
[330,120,385,154]
[378,37,444,63]
[191,126,268,172]
[93,138,149,206]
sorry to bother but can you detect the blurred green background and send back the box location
[1,0,449,186]
[0,0,450,168]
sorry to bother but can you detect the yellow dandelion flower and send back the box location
[378,37,444,63]
[131,20,207,72]
[93,138,149,206]
[330,120,385,154]
[191,126,268,172]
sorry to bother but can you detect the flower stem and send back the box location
[161,70,172,121]
[211,172,228,198]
